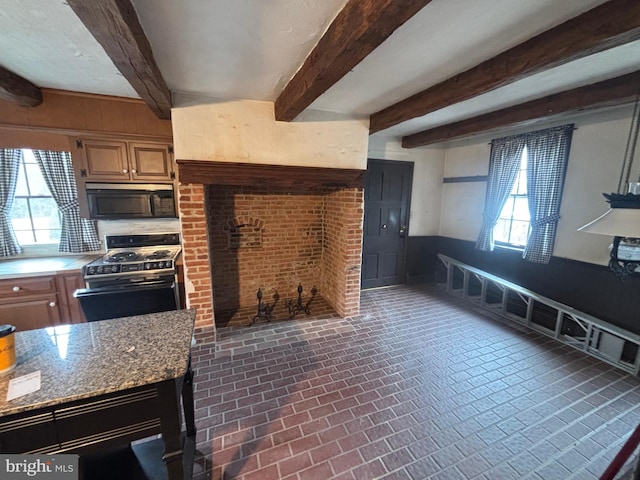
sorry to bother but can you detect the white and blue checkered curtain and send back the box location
[0,149,23,257]
[523,125,573,264]
[476,137,526,251]
[32,150,101,253]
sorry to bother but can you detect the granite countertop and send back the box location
[0,255,102,279]
[0,309,195,417]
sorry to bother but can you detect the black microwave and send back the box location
[86,183,176,219]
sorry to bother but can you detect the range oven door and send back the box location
[74,279,179,322]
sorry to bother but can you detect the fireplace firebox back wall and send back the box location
[201,183,363,324]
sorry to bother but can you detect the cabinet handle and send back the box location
[122,168,128,174]
[49,302,56,308]
[131,168,137,174]
[12,286,20,292]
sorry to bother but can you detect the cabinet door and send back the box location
[128,142,173,181]
[0,294,61,331]
[81,140,129,181]
[56,271,87,324]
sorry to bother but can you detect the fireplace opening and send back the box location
[203,183,363,327]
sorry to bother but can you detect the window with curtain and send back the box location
[0,148,101,256]
[477,124,573,264]
[11,149,62,245]
[494,146,529,247]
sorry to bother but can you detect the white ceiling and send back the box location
[0,0,636,140]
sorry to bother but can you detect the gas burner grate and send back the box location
[105,251,139,263]
[144,249,171,260]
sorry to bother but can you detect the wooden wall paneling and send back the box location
[0,90,172,139]
[0,128,71,151]
[0,97,30,126]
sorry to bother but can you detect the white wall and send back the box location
[438,105,637,265]
[172,93,370,170]
[439,142,490,241]
[368,135,445,236]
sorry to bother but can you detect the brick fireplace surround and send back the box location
[177,163,365,330]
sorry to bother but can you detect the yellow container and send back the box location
[0,325,16,374]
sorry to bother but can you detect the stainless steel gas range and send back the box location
[74,232,182,321]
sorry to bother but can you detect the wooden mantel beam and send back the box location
[176,160,364,190]
[0,66,42,107]
[370,0,640,133]
[402,71,640,148]
[274,0,433,122]
[67,0,172,120]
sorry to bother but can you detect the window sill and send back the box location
[494,243,525,253]
[8,245,97,259]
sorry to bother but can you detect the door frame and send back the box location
[362,158,414,288]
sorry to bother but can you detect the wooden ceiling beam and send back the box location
[370,0,640,133]
[402,71,640,148]
[274,0,433,122]
[67,0,172,120]
[0,66,42,107]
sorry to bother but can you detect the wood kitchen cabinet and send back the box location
[0,276,61,331]
[75,138,174,182]
[0,271,87,331]
[56,270,87,324]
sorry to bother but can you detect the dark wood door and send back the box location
[362,159,413,289]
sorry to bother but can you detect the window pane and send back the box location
[14,164,29,196]
[14,230,36,245]
[513,197,530,222]
[494,219,510,244]
[499,197,515,219]
[24,163,50,196]
[515,170,528,195]
[509,221,530,246]
[9,197,29,221]
[35,229,60,244]
[30,198,60,230]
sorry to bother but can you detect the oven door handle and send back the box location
[74,280,175,297]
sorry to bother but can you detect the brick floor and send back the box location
[189,284,640,479]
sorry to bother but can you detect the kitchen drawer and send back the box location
[54,387,161,453]
[0,276,57,296]
[0,411,58,454]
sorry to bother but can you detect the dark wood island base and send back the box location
[0,310,197,480]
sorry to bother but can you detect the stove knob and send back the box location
[145,263,152,270]
[111,266,118,273]
[97,266,104,274]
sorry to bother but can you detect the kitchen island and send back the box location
[0,309,196,480]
